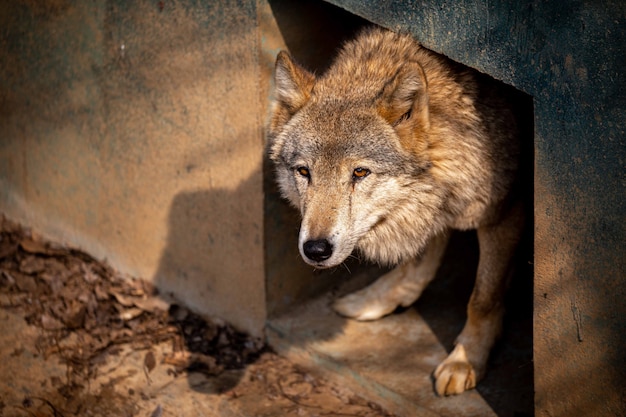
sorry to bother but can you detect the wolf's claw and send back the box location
[433,344,477,396]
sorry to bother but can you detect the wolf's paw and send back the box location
[332,291,398,321]
[433,344,477,396]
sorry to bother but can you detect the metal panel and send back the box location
[322,0,625,414]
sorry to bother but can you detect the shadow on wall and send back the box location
[153,169,264,330]
[267,0,368,72]
[152,169,265,393]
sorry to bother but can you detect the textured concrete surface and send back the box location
[268,299,479,417]
[0,1,265,336]
[268,232,534,417]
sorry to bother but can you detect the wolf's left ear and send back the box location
[378,61,430,131]
[274,51,315,114]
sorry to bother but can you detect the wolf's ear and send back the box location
[378,61,430,131]
[274,51,315,114]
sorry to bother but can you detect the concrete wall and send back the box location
[0,0,265,336]
[323,0,625,415]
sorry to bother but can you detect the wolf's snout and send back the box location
[302,239,333,262]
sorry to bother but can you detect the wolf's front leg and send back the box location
[333,232,450,321]
[434,203,524,395]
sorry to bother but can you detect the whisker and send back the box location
[347,253,363,263]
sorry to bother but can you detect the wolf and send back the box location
[267,26,526,396]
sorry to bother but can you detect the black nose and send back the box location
[303,239,333,262]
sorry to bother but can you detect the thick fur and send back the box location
[267,27,525,396]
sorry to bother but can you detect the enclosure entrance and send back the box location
[263,1,534,416]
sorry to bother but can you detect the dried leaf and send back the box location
[110,328,134,342]
[19,256,46,274]
[39,272,64,294]
[162,350,191,367]
[81,264,100,284]
[20,237,50,255]
[127,278,147,297]
[94,284,109,301]
[41,313,64,330]
[63,302,87,329]
[144,351,156,373]
[14,272,39,293]
[111,290,135,307]
[133,296,170,313]
[119,307,144,321]
[0,269,16,287]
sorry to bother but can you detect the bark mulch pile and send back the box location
[0,216,396,417]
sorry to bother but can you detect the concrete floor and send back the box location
[268,231,534,417]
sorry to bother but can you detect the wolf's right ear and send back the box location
[378,61,430,131]
[274,51,315,115]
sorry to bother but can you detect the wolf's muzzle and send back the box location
[302,239,333,263]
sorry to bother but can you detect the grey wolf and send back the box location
[267,26,525,396]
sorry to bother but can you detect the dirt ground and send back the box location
[0,215,397,417]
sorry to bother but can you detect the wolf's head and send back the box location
[267,31,441,268]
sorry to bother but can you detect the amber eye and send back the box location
[352,167,370,180]
[297,166,310,178]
